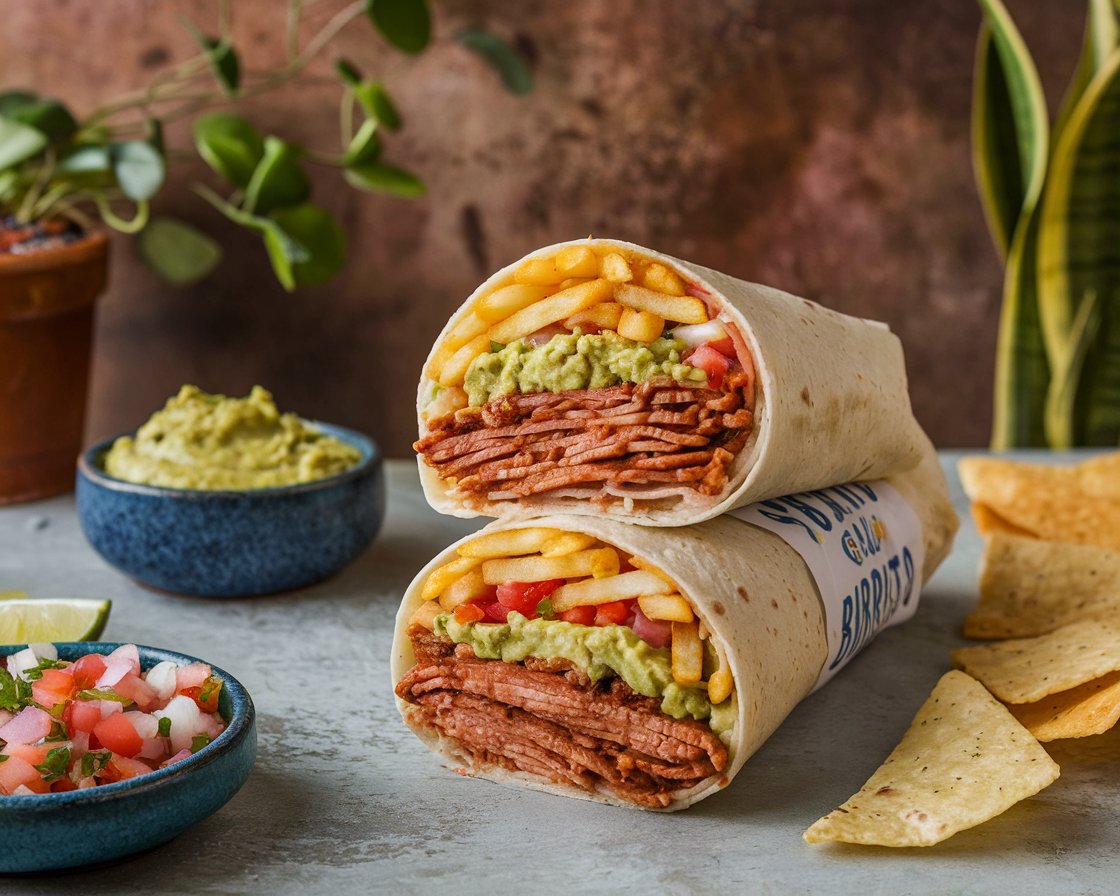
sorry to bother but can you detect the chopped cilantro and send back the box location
[81,750,112,778]
[190,734,212,753]
[44,717,70,742]
[535,598,554,619]
[158,716,172,737]
[76,688,131,704]
[23,658,67,681]
[0,754,8,764]
[35,746,71,782]
[0,667,32,712]
[490,341,506,353]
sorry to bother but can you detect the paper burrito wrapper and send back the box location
[416,238,929,526]
[393,436,957,810]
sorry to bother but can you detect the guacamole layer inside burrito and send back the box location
[414,243,756,516]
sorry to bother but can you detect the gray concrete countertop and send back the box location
[2,455,1116,895]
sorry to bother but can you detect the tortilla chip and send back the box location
[803,671,1059,847]
[1008,670,1120,742]
[958,454,1120,551]
[952,620,1120,704]
[965,533,1120,639]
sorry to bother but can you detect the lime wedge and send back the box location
[0,599,112,645]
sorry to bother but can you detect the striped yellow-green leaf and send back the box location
[1045,288,1104,449]
[1037,48,1120,446]
[974,0,1050,448]
[1053,0,1118,143]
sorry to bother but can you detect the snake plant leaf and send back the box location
[1045,288,1105,449]
[1037,49,1120,446]
[0,117,48,169]
[972,0,1048,260]
[243,137,310,215]
[137,217,222,286]
[110,141,166,202]
[193,114,264,188]
[366,0,431,55]
[344,161,425,197]
[353,82,402,131]
[1054,0,1118,141]
[262,203,347,291]
[456,29,533,96]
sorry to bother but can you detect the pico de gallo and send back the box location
[0,644,226,795]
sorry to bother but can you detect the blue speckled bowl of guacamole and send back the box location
[76,421,384,597]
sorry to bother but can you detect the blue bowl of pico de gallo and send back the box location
[0,642,256,873]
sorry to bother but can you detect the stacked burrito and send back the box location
[393,239,958,809]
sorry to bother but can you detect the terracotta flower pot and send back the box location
[0,231,109,504]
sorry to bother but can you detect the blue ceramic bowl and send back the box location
[76,424,385,597]
[0,642,256,873]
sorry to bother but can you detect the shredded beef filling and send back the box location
[396,626,729,808]
[414,373,753,506]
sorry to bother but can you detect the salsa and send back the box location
[0,644,226,795]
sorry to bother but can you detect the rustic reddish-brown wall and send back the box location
[3,1,1081,454]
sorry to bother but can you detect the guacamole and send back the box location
[435,611,737,740]
[463,330,707,406]
[103,385,362,490]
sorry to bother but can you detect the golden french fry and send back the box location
[514,257,568,285]
[489,279,614,344]
[616,307,664,343]
[476,284,554,323]
[482,548,618,586]
[564,301,624,332]
[424,342,455,380]
[591,547,621,578]
[409,600,444,630]
[555,245,599,278]
[550,569,672,612]
[437,333,491,387]
[559,278,593,290]
[600,252,634,283]
[708,666,733,704]
[540,532,598,557]
[616,283,708,324]
[439,567,489,610]
[421,555,484,602]
[672,621,704,684]
[637,593,694,623]
[628,555,678,587]
[443,311,490,352]
[641,262,686,296]
[459,527,567,559]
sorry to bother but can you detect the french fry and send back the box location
[514,257,568,285]
[616,307,665,343]
[439,567,490,610]
[424,342,455,380]
[555,245,599,278]
[616,283,708,324]
[550,569,671,612]
[559,277,593,290]
[637,593,694,623]
[459,527,567,559]
[488,279,614,344]
[409,600,444,630]
[600,252,634,283]
[628,555,678,588]
[482,548,619,586]
[564,301,624,332]
[672,621,704,684]
[437,333,491,387]
[421,555,484,602]
[708,666,733,704]
[444,311,491,352]
[540,531,598,557]
[475,284,553,323]
[641,262,687,296]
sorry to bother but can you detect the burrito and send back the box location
[393,438,957,810]
[415,239,928,526]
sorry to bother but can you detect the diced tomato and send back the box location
[50,777,77,792]
[2,742,51,767]
[558,605,596,626]
[686,344,732,391]
[31,667,77,709]
[114,673,159,712]
[496,579,564,619]
[708,334,736,357]
[453,603,486,625]
[109,754,153,780]
[174,662,211,693]
[594,601,630,626]
[70,653,107,689]
[0,755,48,795]
[92,713,143,758]
[181,675,223,714]
[478,600,510,623]
[65,697,103,735]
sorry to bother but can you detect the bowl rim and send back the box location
[0,641,255,809]
[77,420,381,499]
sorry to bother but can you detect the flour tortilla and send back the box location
[393,436,957,811]
[417,238,928,526]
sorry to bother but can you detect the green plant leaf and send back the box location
[181,18,241,95]
[137,216,223,286]
[342,119,382,166]
[366,0,431,54]
[972,0,1048,260]
[262,203,347,290]
[146,117,165,154]
[1054,0,1119,141]
[110,140,166,201]
[58,145,110,174]
[0,91,38,116]
[193,113,264,187]
[456,28,533,95]
[344,161,424,197]
[0,116,48,169]
[335,58,362,87]
[6,98,78,145]
[244,136,310,215]
[353,82,402,131]
[1037,49,1120,446]
[1045,288,1105,448]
